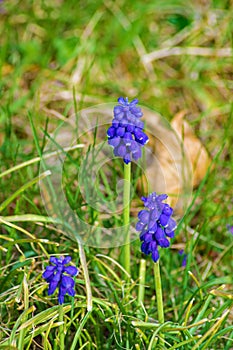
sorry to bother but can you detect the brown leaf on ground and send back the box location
[171,111,212,187]
[140,109,212,215]
[139,109,193,214]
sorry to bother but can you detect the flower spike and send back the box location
[42,256,78,304]
[136,192,177,262]
[107,97,149,164]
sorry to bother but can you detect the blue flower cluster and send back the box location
[226,224,233,235]
[107,97,149,164]
[42,256,78,304]
[136,192,177,262]
[178,249,188,267]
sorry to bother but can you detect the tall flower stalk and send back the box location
[136,192,177,344]
[42,256,79,347]
[154,261,164,345]
[122,162,131,274]
[107,97,148,274]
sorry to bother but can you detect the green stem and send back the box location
[122,162,131,275]
[58,304,65,350]
[154,261,164,345]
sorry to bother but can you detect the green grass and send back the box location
[0,0,233,349]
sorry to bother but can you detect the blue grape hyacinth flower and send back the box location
[178,249,188,267]
[42,256,78,304]
[136,192,177,262]
[226,224,233,235]
[107,97,149,164]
